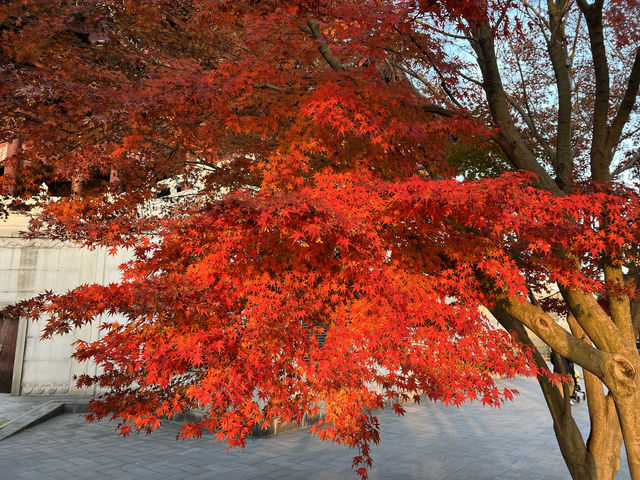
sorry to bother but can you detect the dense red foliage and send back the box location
[2,1,640,478]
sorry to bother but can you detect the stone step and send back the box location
[0,398,89,441]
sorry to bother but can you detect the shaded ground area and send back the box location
[0,376,631,479]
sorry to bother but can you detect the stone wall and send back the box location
[0,214,130,395]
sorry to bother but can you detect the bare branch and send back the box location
[546,0,574,191]
[612,150,640,177]
[406,34,465,109]
[420,104,460,117]
[468,21,563,195]
[577,0,611,183]
[450,67,483,87]
[253,83,284,92]
[393,62,441,96]
[607,48,640,152]
[415,19,478,42]
[569,9,583,68]
[512,47,554,161]
[386,58,463,117]
[522,0,551,31]
[505,93,555,160]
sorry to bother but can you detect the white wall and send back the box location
[0,214,130,395]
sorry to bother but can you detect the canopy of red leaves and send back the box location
[2,1,640,477]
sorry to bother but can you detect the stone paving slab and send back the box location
[0,376,632,479]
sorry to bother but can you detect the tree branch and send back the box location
[468,21,563,195]
[253,82,284,92]
[406,34,466,109]
[546,0,574,191]
[522,0,551,31]
[566,314,624,468]
[420,104,460,117]
[603,263,635,342]
[505,92,555,160]
[626,264,640,337]
[495,293,606,377]
[612,150,640,177]
[569,10,583,68]
[510,47,556,162]
[304,19,345,71]
[577,0,611,183]
[392,61,441,96]
[607,47,640,153]
[559,287,630,355]
[415,19,478,43]
[492,307,568,423]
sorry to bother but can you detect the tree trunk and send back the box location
[611,390,640,479]
[554,415,598,480]
[583,373,622,480]
[491,309,599,478]
[567,314,623,480]
[492,307,629,479]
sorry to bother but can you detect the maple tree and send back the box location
[1,1,640,479]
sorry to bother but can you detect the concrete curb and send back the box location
[0,399,90,441]
[0,394,402,441]
[0,398,321,441]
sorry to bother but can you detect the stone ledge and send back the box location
[0,398,321,441]
[0,394,409,441]
[0,398,90,441]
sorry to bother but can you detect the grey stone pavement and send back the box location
[0,376,632,479]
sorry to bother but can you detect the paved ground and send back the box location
[0,376,631,479]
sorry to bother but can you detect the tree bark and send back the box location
[470,2,640,477]
[607,371,640,479]
[546,0,574,192]
[492,307,599,479]
[567,314,623,480]
[585,375,622,480]
[468,21,563,195]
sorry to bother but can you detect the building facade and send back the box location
[0,214,129,395]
